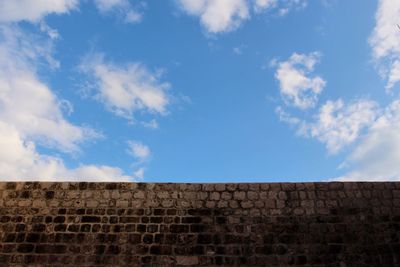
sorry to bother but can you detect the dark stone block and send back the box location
[154,209,164,215]
[54,245,67,254]
[26,233,40,243]
[110,216,118,224]
[95,245,106,255]
[76,208,86,215]
[15,224,25,232]
[143,234,153,244]
[297,255,307,265]
[167,209,177,215]
[147,225,158,233]
[273,245,287,255]
[190,224,205,233]
[32,224,46,232]
[58,209,67,215]
[54,216,65,223]
[17,244,34,253]
[45,191,55,199]
[80,224,91,232]
[150,245,160,254]
[329,244,342,254]
[150,217,163,223]
[129,234,141,244]
[6,182,16,190]
[182,217,202,224]
[81,216,101,223]
[0,216,11,223]
[107,245,120,255]
[20,191,31,199]
[141,256,152,264]
[125,224,135,232]
[15,233,25,243]
[197,234,212,244]
[31,216,43,223]
[67,224,80,232]
[170,224,189,233]
[62,233,75,242]
[216,217,227,224]
[137,224,146,233]
[54,224,67,232]
[79,182,88,190]
[45,216,52,223]
[113,225,123,232]
[23,255,35,264]
[3,233,15,243]
[106,183,117,190]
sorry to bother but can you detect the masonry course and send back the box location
[0,182,399,266]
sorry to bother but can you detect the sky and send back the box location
[0,0,399,183]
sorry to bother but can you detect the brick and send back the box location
[0,182,399,266]
[234,191,246,200]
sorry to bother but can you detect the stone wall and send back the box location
[0,182,399,266]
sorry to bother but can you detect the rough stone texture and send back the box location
[0,182,400,266]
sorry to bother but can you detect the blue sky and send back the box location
[0,0,399,182]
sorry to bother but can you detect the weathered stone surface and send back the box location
[0,182,399,266]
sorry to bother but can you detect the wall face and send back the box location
[0,182,400,267]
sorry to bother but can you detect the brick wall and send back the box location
[0,182,400,266]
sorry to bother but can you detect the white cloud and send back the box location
[275,106,302,126]
[132,167,145,180]
[80,53,170,120]
[0,26,95,153]
[0,25,136,182]
[336,100,400,181]
[254,0,307,14]
[274,52,326,109]
[94,0,145,24]
[253,0,277,12]
[127,141,151,161]
[306,99,379,154]
[177,0,308,33]
[177,0,250,33]
[0,121,132,181]
[141,119,159,129]
[276,98,379,154]
[369,0,400,91]
[0,0,78,23]
[39,21,60,40]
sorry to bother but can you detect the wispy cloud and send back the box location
[0,13,136,181]
[336,100,400,181]
[177,0,308,34]
[369,0,400,92]
[93,0,146,24]
[0,26,95,154]
[0,0,78,23]
[79,53,171,121]
[177,0,250,33]
[273,52,326,109]
[127,140,151,162]
[305,99,379,154]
